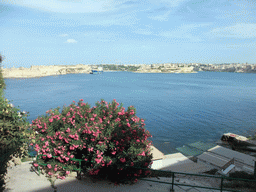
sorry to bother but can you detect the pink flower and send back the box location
[131,162,134,166]
[70,155,74,158]
[33,163,38,167]
[47,164,52,169]
[49,119,53,123]
[61,176,66,180]
[88,147,93,152]
[66,171,70,175]
[66,128,71,133]
[48,172,53,176]
[138,151,146,156]
[69,134,74,138]
[47,154,52,158]
[80,99,84,101]
[127,123,130,127]
[111,151,116,155]
[90,118,94,121]
[120,158,126,163]
[70,146,75,150]
[107,160,112,166]
[95,158,102,164]
[54,168,57,171]
[41,138,44,141]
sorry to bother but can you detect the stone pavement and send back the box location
[5,145,254,192]
[4,161,223,192]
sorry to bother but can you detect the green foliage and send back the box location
[0,54,6,90]
[0,94,31,190]
[32,99,153,184]
[0,54,32,191]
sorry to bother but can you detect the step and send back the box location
[208,145,256,167]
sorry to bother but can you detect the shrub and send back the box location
[0,91,31,191]
[31,99,153,185]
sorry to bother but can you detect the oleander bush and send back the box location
[31,99,153,185]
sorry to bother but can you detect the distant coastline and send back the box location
[2,63,256,79]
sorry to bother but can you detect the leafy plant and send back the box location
[31,99,153,185]
[0,87,32,191]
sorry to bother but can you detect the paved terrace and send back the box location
[4,145,256,192]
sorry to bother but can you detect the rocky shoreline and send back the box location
[2,64,92,79]
[3,63,256,79]
[2,64,197,79]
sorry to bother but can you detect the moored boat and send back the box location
[90,67,103,74]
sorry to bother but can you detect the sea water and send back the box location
[4,71,256,155]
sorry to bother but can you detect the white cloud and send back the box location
[66,39,77,43]
[147,0,187,7]
[161,0,188,7]
[80,11,139,26]
[148,10,172,21]
[210,23,256,38]
[60,34,68,37]
[134,29,153,35]
[157,23,210,42]
[2,0,126,13]
[147,0,188,21]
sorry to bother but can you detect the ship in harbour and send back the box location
[90,67,103,74]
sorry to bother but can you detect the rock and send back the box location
[13,157,21,165]
[7,160,15,168]
[68,172,77,177]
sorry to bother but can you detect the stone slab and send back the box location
[150,145,165,161]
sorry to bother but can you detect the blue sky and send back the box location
[1,0,256,68]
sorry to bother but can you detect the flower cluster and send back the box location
[31,99,153,184]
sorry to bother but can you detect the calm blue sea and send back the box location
[4,71,256,155]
